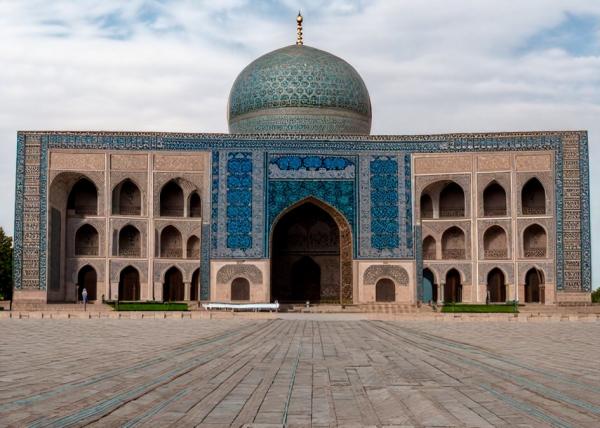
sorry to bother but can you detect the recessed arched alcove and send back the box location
[270,199,352,304]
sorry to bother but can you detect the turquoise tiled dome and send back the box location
[228,45,372,134]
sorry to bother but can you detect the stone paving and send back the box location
[0,319,599,427]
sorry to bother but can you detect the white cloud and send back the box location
[0,0,599,285]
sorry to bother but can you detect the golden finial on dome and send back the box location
[296,11,303,46]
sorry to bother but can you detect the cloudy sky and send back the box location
[0,0,599,286]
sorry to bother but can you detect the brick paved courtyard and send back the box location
[0,319,599,427]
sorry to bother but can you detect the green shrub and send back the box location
[441,303,518,313]
[107,301,188,311]
[592,288,600,303]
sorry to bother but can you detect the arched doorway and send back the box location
[525,268,544,303]
[77,266,97,301]
[191,269,199,301]
[445,269,462,303]
[375,278,395,302]
[487,268,506,303]
[231,277,250,301]
[163,267,184,301]
[422,268,437,303]
[271,200,351,304]
[119,266,140,301]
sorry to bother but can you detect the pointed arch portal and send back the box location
[270,199,352,304]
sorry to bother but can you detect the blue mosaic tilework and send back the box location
[12,134,25,289]
[358,154,412,258]
[211,151,219,251]
[580,133,591,292]
[230,113,370,135]
[226,153,253,250]
[228,45,371,119]
[267,180,354,246]
[268,155,355,179]
[200,223,210,300]
[370,156,400,250]
[39,136,48,289]
[212,150,264,258]
[415,225,423,302]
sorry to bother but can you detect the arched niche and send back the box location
[112,179,141,216]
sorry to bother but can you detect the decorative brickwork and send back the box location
[363,265,409,286]
[216,264,263,285]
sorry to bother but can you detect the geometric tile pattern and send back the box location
[358,153,413,258]
[228,45,371,134]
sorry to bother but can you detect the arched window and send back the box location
[75,224,99,256]
[483,226,508,259]
[439,182,465,218]
[191,269,200,301]
[160,226,182,258]
[186,236,200,259]
[67,179,97,216]
[420,194,433,219]
[444,269,462,303]
[160,180,184,217]
[423,236,436,260]
[522,178,546,215]
[523,224,547,258]
[441,227,466,259]
[163,266,184,301]
[483,182,507,217]
[189,192,202,218]
[375,278,395,302]
[77,265,97,301]
[486,268,506,303]
[112,179,141,216]
[525,268,544,303]
[118,225,141,257]
[119,266,140,301]
[231,277,250,301]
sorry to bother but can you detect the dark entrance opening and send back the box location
[444,269,462,303]
[78,265,97,301]
[119,266,140,301]
[525,268,543,303]
[487,268,506,303]
[291,256,321,302]
[271,201,340,303]
[191,269,199,301]
[375,278,395,302]
[163,267,184,301]
[231,277,250,301]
